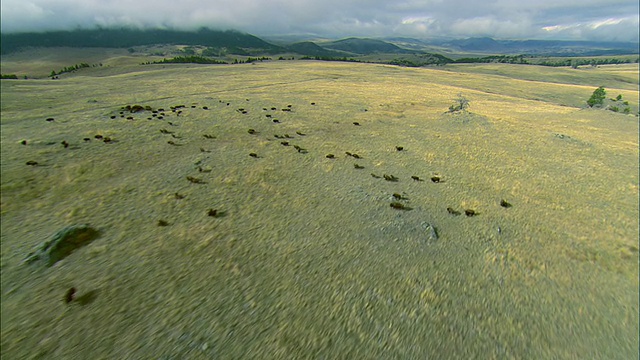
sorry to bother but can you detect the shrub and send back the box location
[181,47,196,55]
[609,106,619,112]
[623,108,631,114]
[616,94,623,101]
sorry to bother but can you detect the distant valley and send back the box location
[1,28,638,80]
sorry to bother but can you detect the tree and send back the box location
[449,93,470,112]
[587,86,606,108]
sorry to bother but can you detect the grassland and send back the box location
[1,54,638,359]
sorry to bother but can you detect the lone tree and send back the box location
[587,86,606,108]
[449,93,470,112]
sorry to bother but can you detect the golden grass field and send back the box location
[1,49,639,359]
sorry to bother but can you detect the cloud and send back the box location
[541,15,639,42]
[449,17,534,38]
[0,1,54,30]
[1,0,638,42]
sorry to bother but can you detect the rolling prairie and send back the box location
[1,57,638,359]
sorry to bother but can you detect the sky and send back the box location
[1,0,639,42]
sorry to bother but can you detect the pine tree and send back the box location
[587,86,606,108]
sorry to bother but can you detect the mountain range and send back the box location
[1,28,638,58]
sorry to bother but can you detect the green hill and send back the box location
[0,28,284,55]
[285,41,348,58]
[321,37,418,55]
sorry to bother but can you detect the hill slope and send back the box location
[321,37,417,55]
[285,41,348,58]
[0,28,284,55]
[1,61,637,359]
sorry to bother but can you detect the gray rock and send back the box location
[24,224,100,267]
[421,222,439,242]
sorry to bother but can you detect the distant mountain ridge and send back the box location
[439,37,639,56]
[0,28,284,55]
[0,28,424,58]
[320,37,418,55]
[1,28,637,58]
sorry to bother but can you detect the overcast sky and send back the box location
[1,0,638,42]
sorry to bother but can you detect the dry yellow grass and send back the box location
[1,59,638,359]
